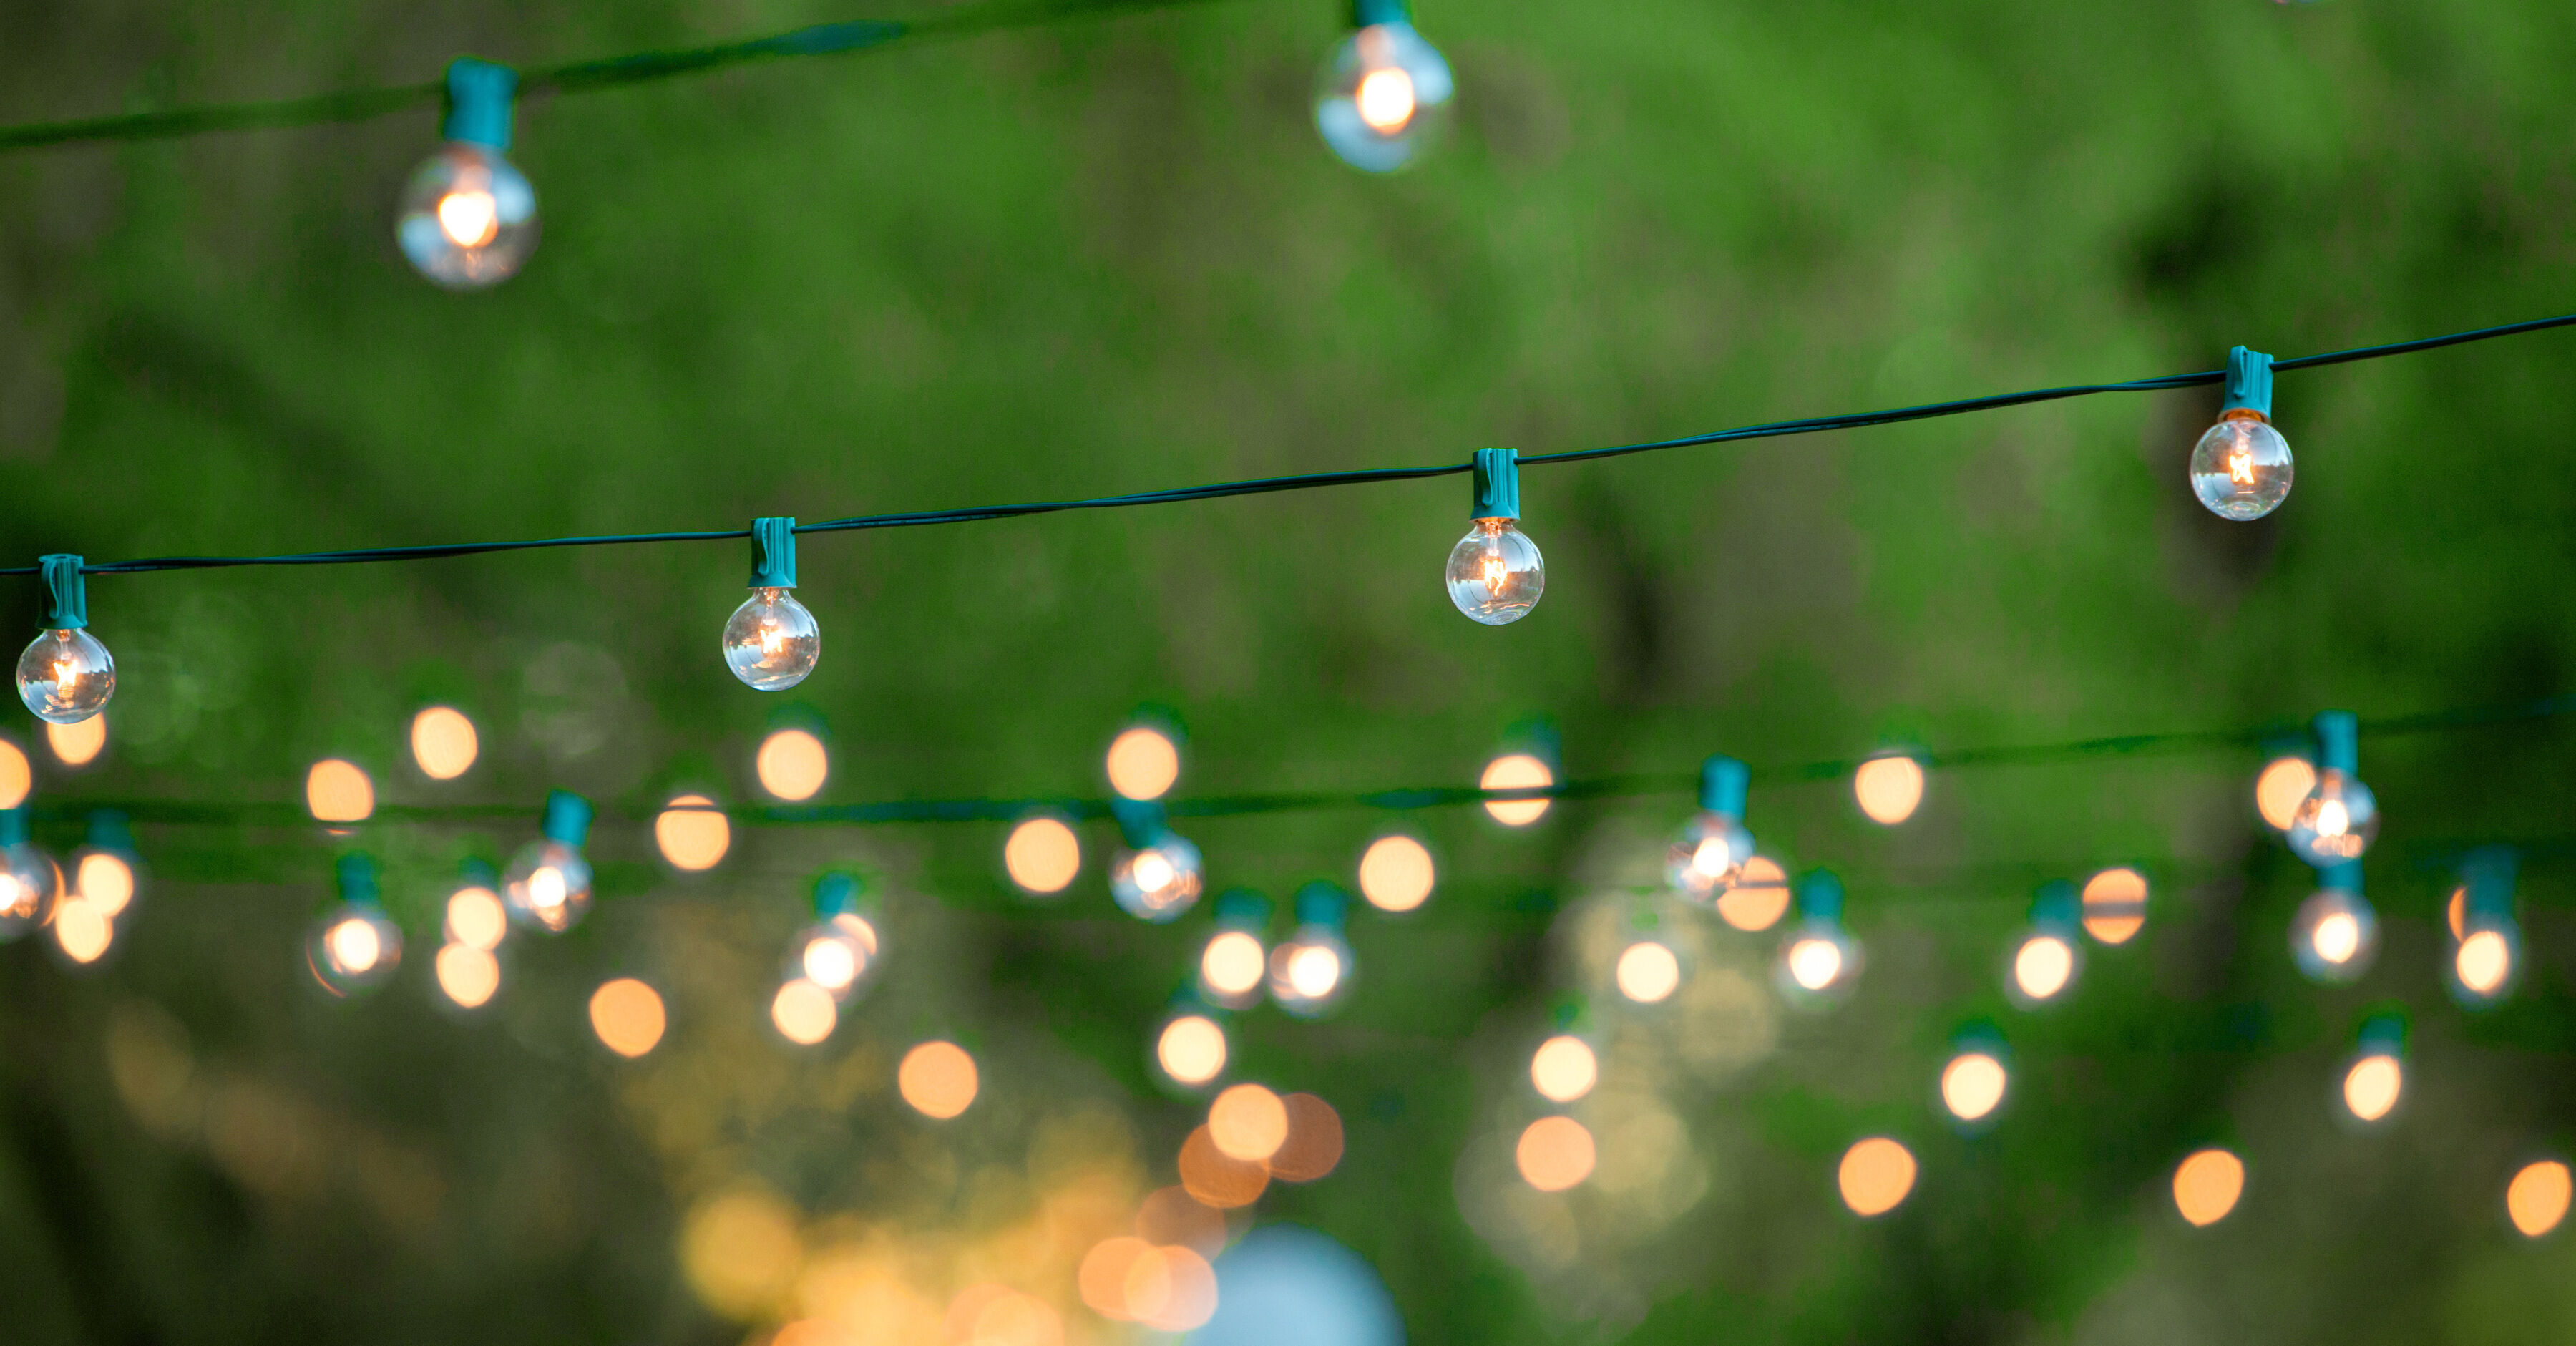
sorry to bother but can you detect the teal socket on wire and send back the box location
[1446,449,1545,625]
[725,518,820,691]
[17,553,115,726]
[441,58,517,150]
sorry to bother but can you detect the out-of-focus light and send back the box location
[1158,1013,1229,1086]
[770,980,837,1045]
[75,851,134,918]
[1853,754,1923,825]
[945,1283,1065,1346]
[1531,1035,1597,1103]
[590,978,667,1058]
[756,728,829,801]
[1357,834,1435,912]
[1941,1052,2008,1122]
[1107,726,1181,801]
[1202,931,1267,1000]
[1271,1092,1345,1183]
[898,1040,978,1119]
[1269,884,1353,1018]
[2457,930,2514,996]
[436,942,500,1008]
[2173,1148,2245,1226]
[1127,1246,1220,1332]
[770,1322,859,1346]
[0,738,27,808]
[801,930,861,992]
[1111,829,1206,922]
[2343,1054,2401,1122]
[1277,941,1345,1002]
[1615,940,1682,1003]
[446,884,507,950]
[1787,935,1844,991]
[1480,754,1553,827]
[1838,1137,1917,1216]
[2081,867,2148,945]
[2255,756,2315,832]
[1179,1123,1270,1208]
[1210,1083,1290,1162]
[1080,1237,1156,1320]
[1138,1185,1230,1258]
[2012,934,2077,1003]
[409,706,479,779]
[304,759,375,824]
[2447,886,2467,940]
[46,711,107,766]
[1717,855,1792,932]
[2509,1161,2572,1237]
[1516,1116,1595,1191]
[653,794,731,870]
[2290,872,2378,984]
[53,894,112,963]
[1003,814,1081,895]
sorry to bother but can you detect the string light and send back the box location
[2189,346,2293,520]
[307,854,404,998]
[444,862,507,950]
[409,705,479,779]
[1939,1042,2009,1126]
[1480,751,1554,826]
[1106,723,1181,801]
[723,519,819,691]
[2253,753,2315,832]
[2339,1013,2405,1124]
[2289,862,2377,984]
[69,811,140,921]
[590,977,668,1058]
[756,726,830,801]
[1156,1006,1229,1087]
[2448,848,2521,1008]
[1197,889,1271,1010]
[0,738,28,808]
[1614,925,1684,1005]
[1837,1138,1918,1217]
[52,892,112,965]
[1179,1122,1271,1208]
[15,555,112,725]
[1667,755,1755,907]
[2172,1148,2245,1226]
[1776,871,1862,1006]
[1717,854,1792,932]
[769,979,838,1045]
[2079,867,2148,945]
[305,758,376,827]
[2287,711,2377,865]
[1516,1116,1595,1192]
[399,59,537,288]
[504,790,595,933]
[1355,832,1435,912]
[1209,1083,1290,1162]
[0,805,61,938]
[793,873,881,1003]
[1270,1092,1347,1183]
[655,794,733,871]
[2006,882,2083,1008]
[1268,882,1354,1018]
[1315,0,1455,172]
[897,1040,979,1118]
[2507,1161,2572,1238]
[1445,449,1543,624]
[1109,796,1204,922]
[1002,812,1083,895]
[1853,751,1924,825]
[46,714,104,767]
[434,942,501,1009]
[1530,1033,1598,1103]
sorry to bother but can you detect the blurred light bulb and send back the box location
[308,906,404,996]
[435,942,500,1008]
[1717,855,1792,932]
[16,627,114,725]
[0,842,59,939]
[52,894,112,964]
[794,919,876,1001]
[410,706,479,779]
[771,979,839,1045]
[2457,930,2514,998]
[305,758,376,826]
[2343,1054,2401,1122]
[654,794,731,871]
[398,143,537,288]
[1445,518,1544,624]
[1853,754,1924,824]
[2287,769,2377,864]
[1269,933,1352,1015]
[46,714,104,766]
[2289,884,2377,983]
[898,1040,979,1118]
[1530,1035,1597,1103]
[1516,1116,1595,1192]
[1107,726,1181,801]
[723,587,820,691]
[0,738,27,809]
[1158,1013,1229,1086]
[1004,814,1082,894]
[2509,1161,2572,1238]
[1941,1051,2008,1122]
[2080,867,2148,945]
[2172,1148,2245,1226]
[1615,940,1682,1003]
[1838,1137,1918,1216]
[1200,930,1267,1003]
[72,850,131,918]
[2010,934,2078,1005]
[1111,835,1204,922]
[503,842,590,932]
[2254,756,2315,832]
[1357,833,1435,912]
[2189,411,2293,520]
[1209,1083,1290,1162]
[445,883,507,950]
[1314,18,1454,172]
[756,727,830,801]
[1787,936,1843,991]
[1480,753,1553,826]
[1667,811,1754,906]
[590,978,667,1058]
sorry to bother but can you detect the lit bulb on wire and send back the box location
[69,810,141,922]
[1109,796,1204,922]
[723,518,820,691]
[398,59,538,288]
[2188,346,2293,520]
[1198,889,1272,1010]
[503,790,595,933]
[2290,861,2377,984]
[1938,1033,2011,1127]
[15,555,113,725]
[2286,711,2377,865]
[2339,1014,2406,1124]
[308,854,404,998]
[2448,848,2522,1008]
[1314,0,1455,172]
[2005,882,2084,1008]
[0,805,60,939]
[1269,882,1355,1018]
[1668,754,1755,906]
[1445,449,1543,624]
[791,872,882,1003]
[1155,998,1231,1088]
[1776,871,1862,1007]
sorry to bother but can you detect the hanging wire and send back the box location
[5,310,2573,579]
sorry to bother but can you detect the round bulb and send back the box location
[1445,519,1544,624]
[2253,756,2316,832]
[1314,21,1455,172]
[803,934,859,991]
[2011,935,2077,1003]
[1529,1035,1597,1103]
[1003,815,1083,895]
[410,706,480,779]
[1267,927,1353,1018]
[1200,930,1268,1001]
[52,894,112,965]
[723,587,821,691]
[1853,755,1925,825]
[771,979,839,1045]
[307,904,404,996]
[2189,411,2293,521]
[1614,940,1682,1003]
[15,628,114,725]
[445,885,508,950]
[1787,936,1843,991]
[1111,837,1204,922]
[2457,930,2514,997]
[1667,811,1755,906]
[1106,727,1181,801]
[2286,769,2378,864]
[435,942,501,1008]
[1158,1014,1229,1086]
[2289,887,2378,984]
[0,843,61,939]
[503,839,593,933]
[1479,754,1554,827]
[396,142,538,288]
[2343,1054,2401,1122]
[1941,1052,2009,1122]
[1357,834,1435,912]
[1716,855,1793,932]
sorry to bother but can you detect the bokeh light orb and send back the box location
[2343,1054,2401,1122]
[1179,1124,1271,1208]
[47,713,106,767]
[1080,1237,1157,1320]
[1530,1035,1598,1103]
[651,794,730,871]
[770,979,838,1045]
[2290,887,2377,984]
[1357,834,1435,912]
[1158,1013,1229,1086]
[1853,754,1924,825]
[1107,726,1181,801]
[1717,855,1792,932]
[1210,1083,1290,1162]
[2173,1148,2245,1226]
[435,942,500,1008]
[1941,1052,2008,1122]
[1270,1093,1346,1183]
[756,728,829,801]
[396,141,537,288]
[0,738,28,809]
[2255,756,2315,832]
[304,759,374,824]
[1189,1226,1403,1346]
[590,978,667,1058]
[1786,935,1845,992]
[1003,814,1081,895]
[445,884,507,950]
[74,850,134,918]
[1480,754,1553,827]
[1201,930,1268,1000]
[308,904,403,995]
[2457,930,2515,998]
[2509,1161,2572,1237]
[2081,867,2147,945]
[1615,940,1682,1003]
[1838,1137,1918,1216]
[2011,934,2077,1003]
[409,706,479,779]
[898,1040,978,1119]
[1516,1116,1596,1191]
[52,893,112,964]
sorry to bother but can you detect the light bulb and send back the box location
[397,142,537,288]
[2289,884,2377,984]
[1268,902,1353,1019]
[1314,17,1454,172]
[503,841,592,933]
[72,848,136,919]
[1444,518,1544,624]
[1614,939,1682,1003]
[0,842,60,939]
[16,627,114,725]
[1111,835,1204,922]
[1777,922,1863,1005]
[2009,933,2079,1005]
[1157,1013,1229,1087]
[308,904,404,996]
[2286,769,2378,864]
[2188,411,2293,520]
[2455,927,2517,1000]
[2342,1053,2402,1122]
[723,587,821,691]
[1941,1051,2009,1123]
[1200,930,1268,1006]
[1787,936,1843,990]
[1667,811,1755,907]
[435,942,501,1009]
[792,918,877,1001]
[771,979,839,1045]
[1530,1035,1598,1103]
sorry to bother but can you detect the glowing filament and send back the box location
[527,866,567,913]
[2458,930,2512,994]
[2314,799,2350,837]
[2228,448,2255,486]
[1788,937,1843,990]
[1691,836,1733,878]
[803,935,860,990]
[328,918,381,974]
[1286,944,1342,999]
[1355,67,1418,133]
[2311,912,2361,965]
[1133,849,1176,895]
[1201,931,1267,996]
[438,190,500,247]
[2343,1055,2401,1121]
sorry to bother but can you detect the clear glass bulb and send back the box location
[1110,835,1204,922]
[1314,22,1455,172]
[0,843,61,939]
[397,142,539,289]
[1667,811,1754,906]
[2289,887,2378,983]
[723,587,821,691]
[307,904,404,996]
[792,915,879,1002]
[16,628,114,725]
[503,839,593,933]
[1445,519,1544,625]
[1775,923,1862,1006]
[1268,925,1353,1018]
[2285,769,2378,865]
[2188,411,2293,520]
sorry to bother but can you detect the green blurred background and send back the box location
[4,0,2576,1340]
